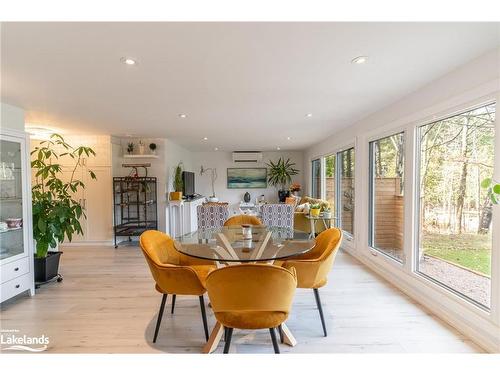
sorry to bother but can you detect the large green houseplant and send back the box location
[31,134,96,282]
[266,157,299,202]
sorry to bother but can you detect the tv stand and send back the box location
[168,195,205,237]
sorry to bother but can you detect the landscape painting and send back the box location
[227,168,267,189]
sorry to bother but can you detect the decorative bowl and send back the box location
[5,218,22,228]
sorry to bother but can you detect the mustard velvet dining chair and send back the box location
[205,264,297,354]
[223,215,262,226]
[278,227,342,337]
[139,230,216,343]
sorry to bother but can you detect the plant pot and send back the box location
[323,212,332,219]
[278,190,290,203]
[169,191,182,201]
[310,208,321,217]
[34,251,63,282]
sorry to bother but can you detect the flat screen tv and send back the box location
[182,171,195,198]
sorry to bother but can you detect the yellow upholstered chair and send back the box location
[223,215,262,226]
[205,264,297,353]
[279,227,342,337]
[140,230,216,343]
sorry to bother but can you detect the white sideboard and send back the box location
[167,196,205,237]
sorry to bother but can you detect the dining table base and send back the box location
[202,321,297,353]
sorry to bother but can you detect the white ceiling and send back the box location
[1,22,499,151]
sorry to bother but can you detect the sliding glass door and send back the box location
[416,103,496,309]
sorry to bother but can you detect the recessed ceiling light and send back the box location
[203,137,208,141]
[351,56,368,65]
[287,136,291,141]
[277,146,281,150]
[214,147,219,151]
[179,114,187,118]
[306,113,313,118]
[120,57,137,65]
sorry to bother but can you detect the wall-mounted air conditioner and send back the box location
[232,151,263,163]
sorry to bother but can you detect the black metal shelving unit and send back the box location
[113,176,157,248]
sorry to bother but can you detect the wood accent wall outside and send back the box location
[373,178,404,251]
[325,177,354,234]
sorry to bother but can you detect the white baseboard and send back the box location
[60,241,114,247]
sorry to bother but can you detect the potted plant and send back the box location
[309,203,321,217]
[290,182,301,197]
[149,142,157,155]
[169,163,183,201]
[266,157,299,202]
[31,134,97,282]
[322,207,332,219]
[127,142,134,154]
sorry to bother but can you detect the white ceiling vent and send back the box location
[232,151,263,163]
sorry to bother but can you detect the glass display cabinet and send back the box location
[0,128,34,303]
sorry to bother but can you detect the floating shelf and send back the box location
[123,154,159,159]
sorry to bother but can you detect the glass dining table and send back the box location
[175,225,316,353]
[174,225,315,263]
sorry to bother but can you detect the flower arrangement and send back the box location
[290,183,301,193]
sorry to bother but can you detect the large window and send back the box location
[311,158,322,199]
[339,147,355,236]
[325,154,336,216]
[369,132,405,262]
[416,103,496,309]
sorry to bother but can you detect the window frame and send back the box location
[412,100,497,312]
[309,142,356,241]
[368,131,406,264]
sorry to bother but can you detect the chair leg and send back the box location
[199,295,209,342]
[153,294,167,343]
[278,324,284,343]
[313,288,327,337]
[171,294,176,314]
[223,327,233,353]
[269,327,280,354]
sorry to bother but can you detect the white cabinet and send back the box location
[31,136,113,245]
[59,166,112,244]
[183,197,205,234]
[1,129,35,303]
[167,197,205,237]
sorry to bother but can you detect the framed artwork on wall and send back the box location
[227,168,267,189]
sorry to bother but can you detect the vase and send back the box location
[244,192,251,203]
[139,144,145,155]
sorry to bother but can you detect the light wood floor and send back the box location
[0,244,484,353]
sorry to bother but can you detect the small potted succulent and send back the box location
[309,203,321,217]
[127,142,134,154]
[149,142,157,155]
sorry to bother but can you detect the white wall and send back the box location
[111,137,194,233]
[303,48,500,352]
[190,150,304,209]
[0,102,24,131]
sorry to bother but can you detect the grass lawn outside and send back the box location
[422,232,492,276]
